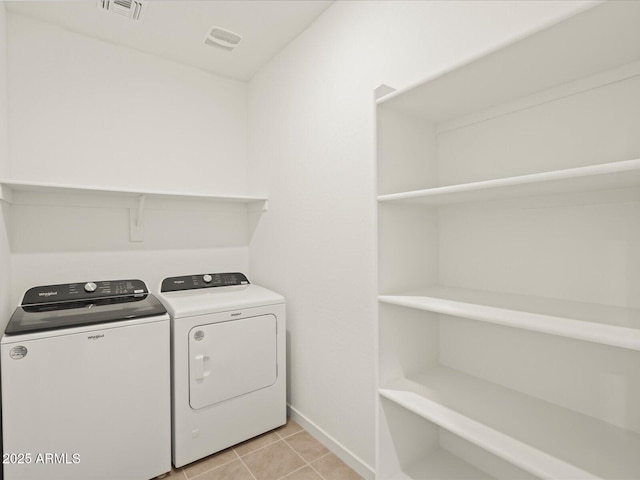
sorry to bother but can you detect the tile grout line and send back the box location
[178,425,293,479]
[180,449,240,480]
[186,450,257,480]
[277,428,304,441]
[278,463,309,479]
[180,465,195,480]
[238,435,305,480]
[308,460,329,480]
[178,467,188,480]
[178,422,355,480]
[311,451,332,463]
[283,437,309,468]
[236,436,284,459]
[281,436,331,480]
[282,435,308,465]
[306,450,334,480]
[237,452,259,480]
[232,446,260,480]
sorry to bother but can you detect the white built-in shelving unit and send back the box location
[375,2,640,479]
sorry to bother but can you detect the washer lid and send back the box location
[158,284,284,318]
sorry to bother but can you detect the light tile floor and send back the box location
[164,418,363,480]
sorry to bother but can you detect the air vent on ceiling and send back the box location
[97,0,144,21]
[204,26,242,52]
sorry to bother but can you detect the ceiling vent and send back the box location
[204,26,242,52]
[97,0,144,21]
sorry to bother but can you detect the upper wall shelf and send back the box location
[0,179,268,210]
[377,158,640,205]
[0,179,268,242]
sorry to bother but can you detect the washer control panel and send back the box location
[161,272,250,292]
[22,280,148,305]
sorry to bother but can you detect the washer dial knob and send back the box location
[203,274,213,283]
[84,282,98,293]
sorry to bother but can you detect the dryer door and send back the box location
[189,314,277,409]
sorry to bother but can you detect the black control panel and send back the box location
[22,279,148,305]
[6,279,166,336]
[161,272,250,292]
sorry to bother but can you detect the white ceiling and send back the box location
[4,0,333,81]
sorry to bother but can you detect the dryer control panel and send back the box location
[161,272,250,292]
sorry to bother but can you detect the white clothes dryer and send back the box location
[157,272,286,468]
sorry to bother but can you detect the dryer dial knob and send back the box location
[84,282,98,293]
[203,274,213,283]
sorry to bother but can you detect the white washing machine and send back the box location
[157,272,286,468]
[1,279,171,480]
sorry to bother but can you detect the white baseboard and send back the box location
[287,404,375,480]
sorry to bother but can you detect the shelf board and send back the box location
[377,159,640,205]
[389,448,495,480]
[379,286,640,351]
[0,179,267,206]
[0,180,268,242]
[380,367,640,480]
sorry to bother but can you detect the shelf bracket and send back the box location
[129,194,145,242]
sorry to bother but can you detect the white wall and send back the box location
[5,13,252,304]
[8,13,248,195]
[10,248,249,307]
[0,1,11,331]
[247,0,597,476]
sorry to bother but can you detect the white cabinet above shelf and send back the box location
[379,286,640,351]
[380,367,640,480]
[377,159,640,206]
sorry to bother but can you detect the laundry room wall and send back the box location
[8,13,248,194]
[6,13,252,305]
[0,1,11,331]
[247,0,598,476]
